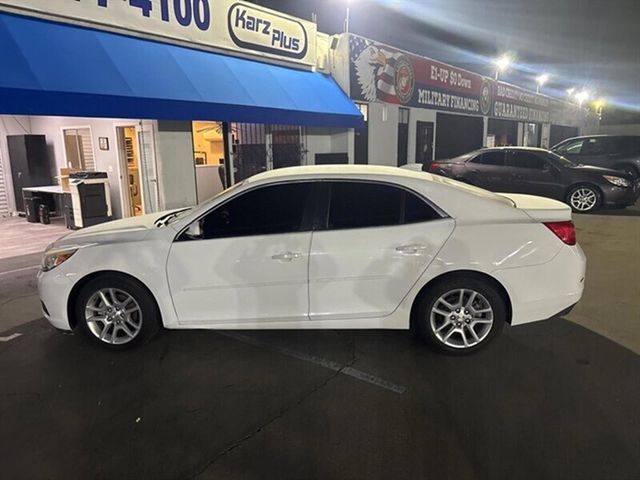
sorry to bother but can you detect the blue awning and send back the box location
[0,13,363,128]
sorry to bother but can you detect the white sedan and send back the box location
[38,165,586,354]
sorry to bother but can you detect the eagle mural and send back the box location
[350,37,414,105]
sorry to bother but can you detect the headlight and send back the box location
[603,175,631,188]
[41,249,77,272]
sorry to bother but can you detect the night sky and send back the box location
[251,0,640,110]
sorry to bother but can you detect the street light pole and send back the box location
[345,5,350,33]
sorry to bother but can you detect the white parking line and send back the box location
[220,332,407,395]
[0,333,23,342]
[0,265,39,276]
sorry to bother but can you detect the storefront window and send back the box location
[192,121,225,166]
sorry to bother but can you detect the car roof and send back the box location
[560,134,640,141]
[246,164,437,183]
[479,146,550,152]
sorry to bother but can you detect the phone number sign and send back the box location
[0,0,316,65]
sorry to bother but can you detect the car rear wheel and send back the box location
[416,276,505,354]
[566,184,602,213]
[75,274,160,350]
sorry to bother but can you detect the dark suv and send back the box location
[552,135,640,178]
[428,147,640,213]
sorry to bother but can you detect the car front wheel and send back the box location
[566,184,602,213]
[75,274,160,350]
[417,276,505,354]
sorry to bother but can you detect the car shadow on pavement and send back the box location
[0,318,638,480]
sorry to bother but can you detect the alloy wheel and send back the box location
[429,288,494,349]
[570,188,597,212]
[84,288,143,345]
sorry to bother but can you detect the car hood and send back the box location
[569,164,633,179]
[51,210,181,248]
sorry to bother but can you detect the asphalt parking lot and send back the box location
[1,210,639,480]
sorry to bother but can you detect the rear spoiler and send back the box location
[496,193,572,222]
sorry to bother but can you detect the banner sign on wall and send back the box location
[349,35,554,123]
[0,0,317,66]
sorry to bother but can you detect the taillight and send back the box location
[429,162,441,172]
[544,221,576,246]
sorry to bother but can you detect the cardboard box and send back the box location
[58,168,76,192]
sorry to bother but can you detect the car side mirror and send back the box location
[184,221,203,240]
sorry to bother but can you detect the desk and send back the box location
[22,185,70,218]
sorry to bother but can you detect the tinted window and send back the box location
[616,137,640,155]
[404,191,442,223]
[472,151,506,166]
[201,183,311,239]
[556,139,584,154]
[582,137,611,155]
[510,151,548,170]
[327,182,440,230]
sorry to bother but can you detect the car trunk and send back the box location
[497,193,572,222]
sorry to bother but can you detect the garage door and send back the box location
[435,113,484,160]
[0,155,9,217]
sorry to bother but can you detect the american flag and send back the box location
[350,36,402,104]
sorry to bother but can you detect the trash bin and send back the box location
[39,204,51,225]
[24,195,41,223]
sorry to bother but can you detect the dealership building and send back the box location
[0,0,592,220]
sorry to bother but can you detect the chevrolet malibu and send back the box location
[38,166,586,354]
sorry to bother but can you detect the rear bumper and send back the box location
[492,244,586,326]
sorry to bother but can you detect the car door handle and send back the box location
[396,244,427,255]
[272,252,303,262]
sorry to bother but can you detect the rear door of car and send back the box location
[308,180,454,321]
[462,151,510,192]
[506,150,566,200]
[578,137,617,167]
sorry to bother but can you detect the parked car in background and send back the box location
[427,147,640,213]
[552,135,640,178]
[39,166,586,355]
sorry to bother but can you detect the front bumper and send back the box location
[37,268,74,331]
[602,180,640,207]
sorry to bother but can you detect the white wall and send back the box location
[155,121,197,211]
[541,123,551,148]
[306,127,353,164]
[368,103,399,166]
[0,116,33,214]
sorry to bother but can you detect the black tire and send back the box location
[416,276,506,355]
[565,184,602,214]
[74,273,161,350]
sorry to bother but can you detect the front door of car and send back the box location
[463,151,510,192]
[506,150,566,200]
[167,182,314,325]
[308,181,454,321]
